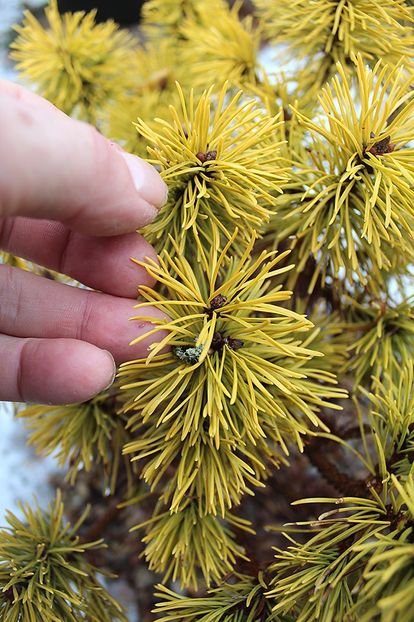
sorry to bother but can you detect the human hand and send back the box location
[0,81,168,405]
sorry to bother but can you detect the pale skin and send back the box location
[0,81,168,405]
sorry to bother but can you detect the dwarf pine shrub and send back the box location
[3,0,414,620]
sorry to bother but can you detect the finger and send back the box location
[0,265,167,364]
[0,217,157,297]
[0,81,167,236]
[0,334,116,404]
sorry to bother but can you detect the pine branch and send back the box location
[304,436,368,497]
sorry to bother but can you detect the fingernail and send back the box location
[119,152,168,209]
[101,350,117,392]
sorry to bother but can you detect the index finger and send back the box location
[0,81,168,236]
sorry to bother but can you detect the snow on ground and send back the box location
[0,402,58,524]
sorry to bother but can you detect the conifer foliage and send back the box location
[0,493,127,622]
[3,0,414,620]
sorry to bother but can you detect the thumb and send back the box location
[0,81,167,236]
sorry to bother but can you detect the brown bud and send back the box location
[209,294,227,310]
[205,150,217,161]
[368,135,395,156]
[196,150,217,163]
[227,337,244,351]
[210,332,244,353]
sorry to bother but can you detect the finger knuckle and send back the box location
[16,338,38,402]
[77,292,95,342]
